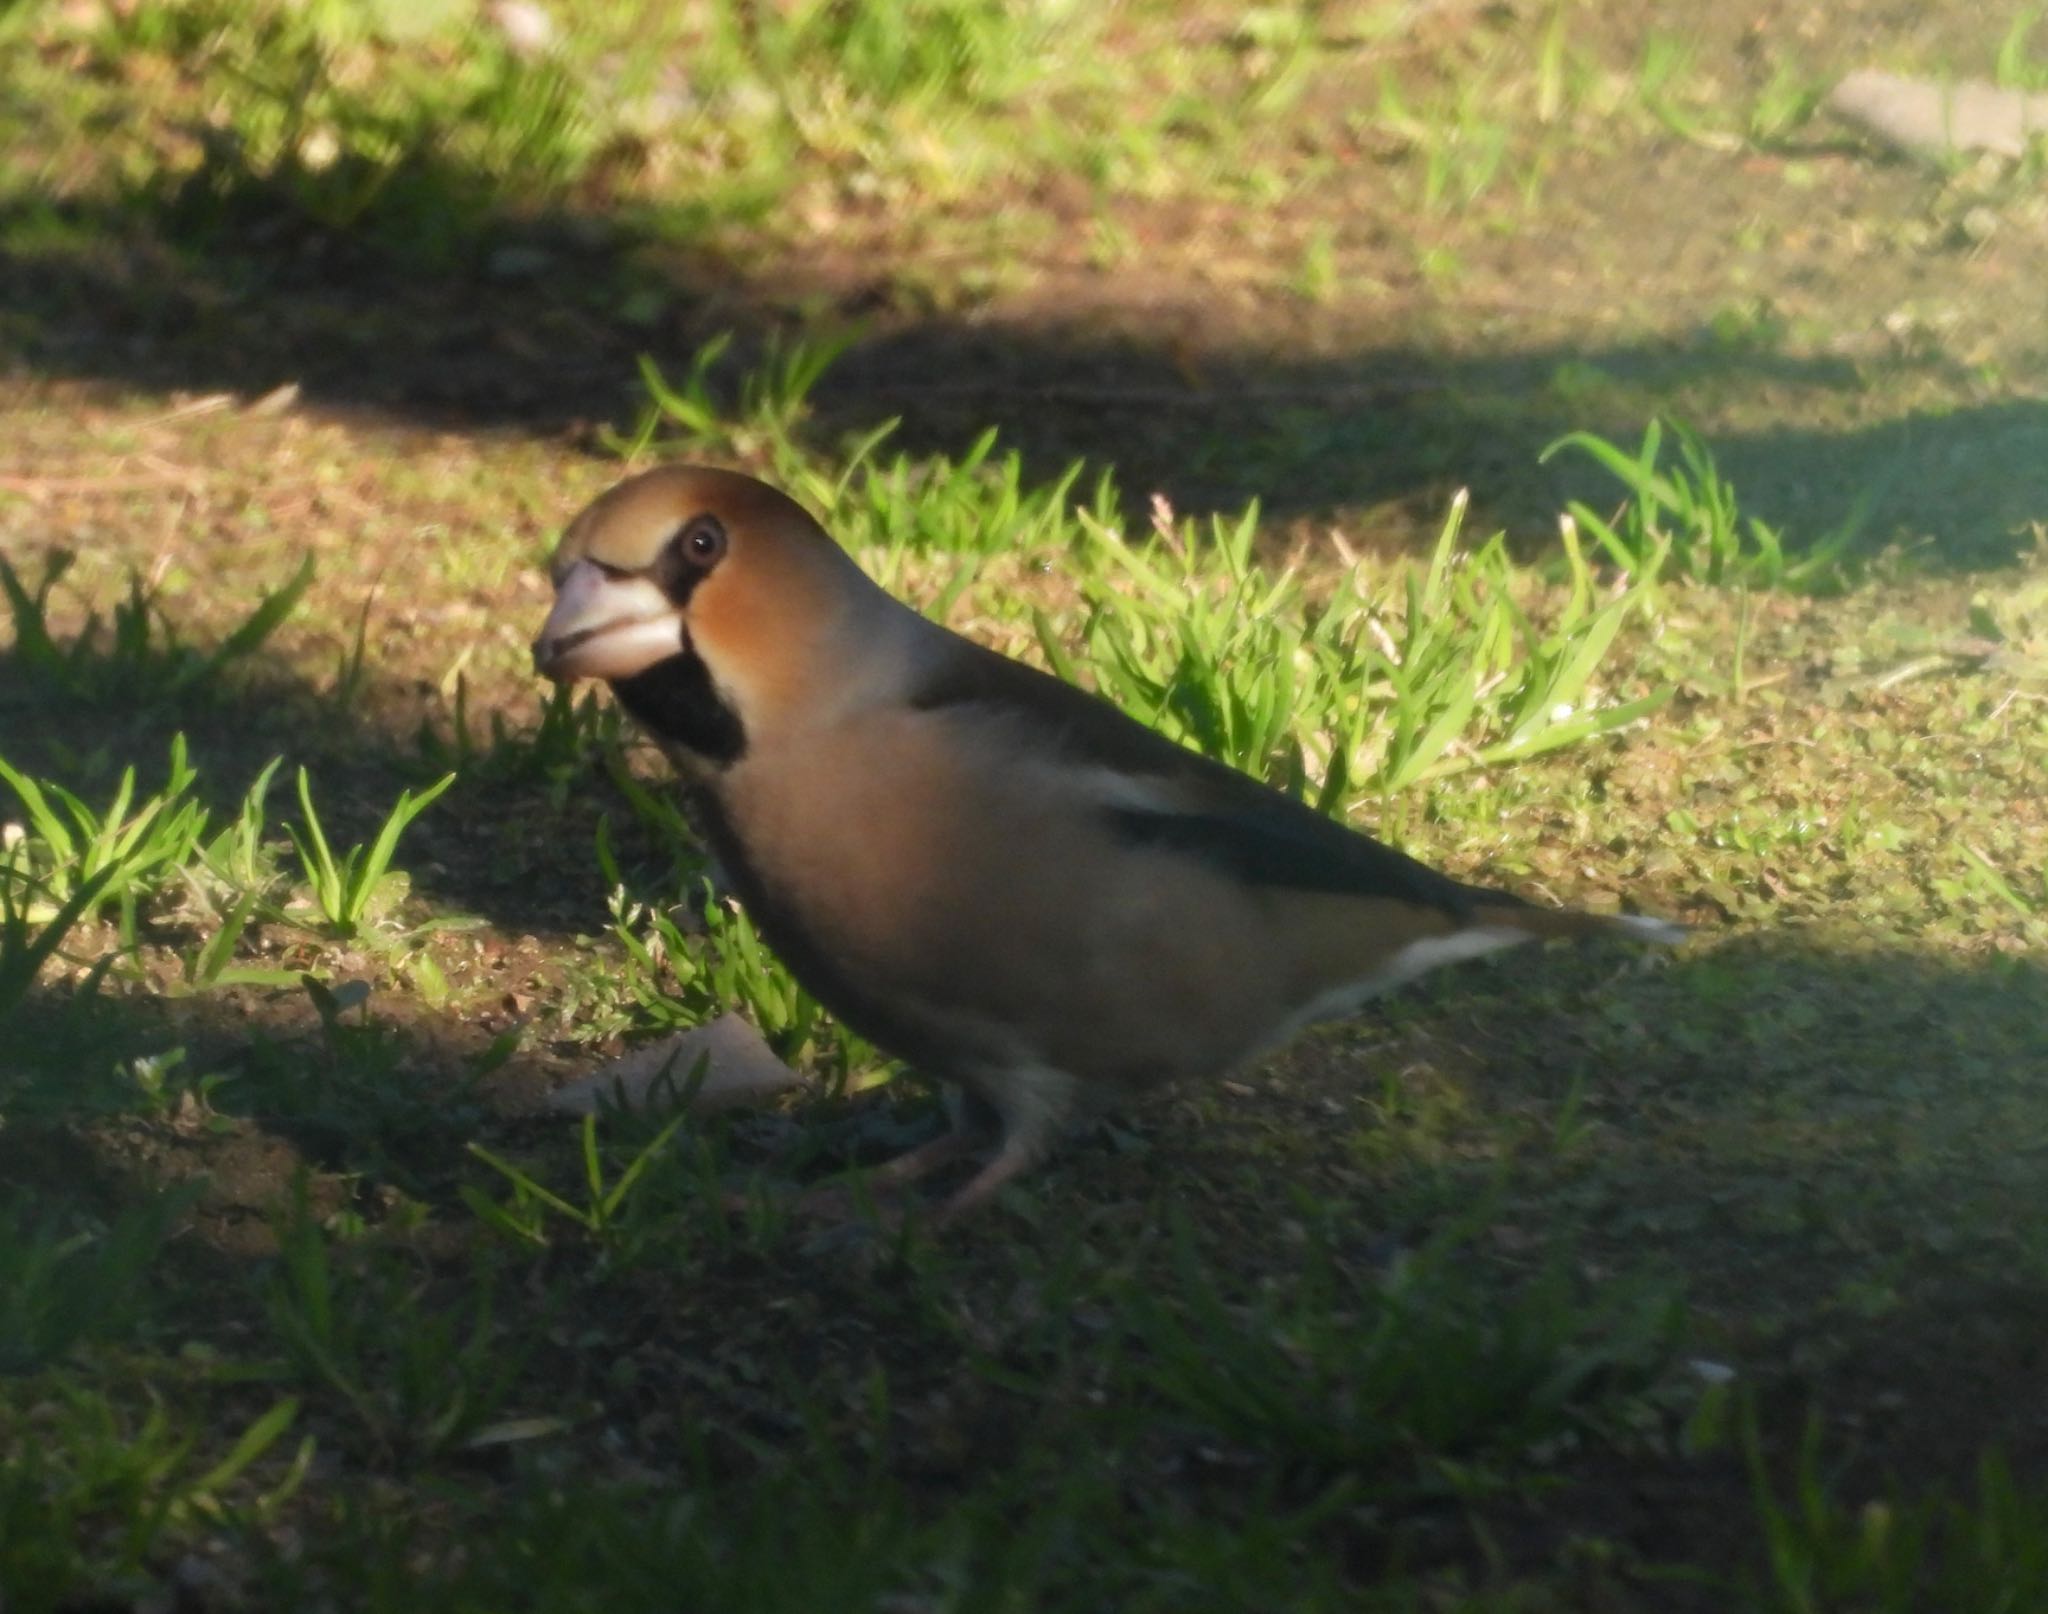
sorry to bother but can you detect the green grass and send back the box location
[1745,1415,2048,1611]
[628,338,1672,807]
[0,740,458,1003]
[263,1183,529,1460]
[0,551,313,709]
[465,1108,698,1254]
[5,0,1396,270]
[0,736,208,945]
[1545,417,1868,595]
[0,1390,306,1611]
[1125,1208,1682,1495]
[6,1,2048,1608]
[284,766,456,943]
[0,858,118,1024]
[0,1189,191,1373]
[3,331,2044,1608]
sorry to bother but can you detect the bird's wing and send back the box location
[909,640,1514,920]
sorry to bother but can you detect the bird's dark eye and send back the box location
[676,515,726,568]
[651,514,728,603]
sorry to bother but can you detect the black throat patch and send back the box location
[612,651,747,766]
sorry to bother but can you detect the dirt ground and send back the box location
[4,2,2048,1608]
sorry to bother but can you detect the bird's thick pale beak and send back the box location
[532,558,686,682]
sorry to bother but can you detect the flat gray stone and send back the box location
[1827,69,2048,161]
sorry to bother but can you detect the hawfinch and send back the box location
[533,467,1683,1222]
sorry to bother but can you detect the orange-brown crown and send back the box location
[545,465,895,729]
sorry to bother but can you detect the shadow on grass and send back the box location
[5,171,2044,567]
[1434,929,2048,1485]
[5,913,2047,1506]
[2,584,2041,1587]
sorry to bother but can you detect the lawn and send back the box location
[3,2,2047,1608]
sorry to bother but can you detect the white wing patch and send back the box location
[1256,925,1534,1058]
[1063,765,1184,814]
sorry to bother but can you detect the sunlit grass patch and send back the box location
[283,766,456,944]
[70,0,597,265]
[0,740,464,1022]
[11,0,1389,264]
[0,737,208,947]
[630,338,1672,807]
[1545,417,1868,595]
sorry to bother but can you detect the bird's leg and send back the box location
[929,1066,1076,1226]
[792,1105,989,1224]
[864,1125,982,1187]
[797,1069,1074,1228]
[929,1133,1046,1226]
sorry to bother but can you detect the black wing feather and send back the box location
[1101,802,1484,915]
[913,640,1515,918]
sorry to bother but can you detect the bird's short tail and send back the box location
[1303,893,1688,1025]
[1470,903,1689,946]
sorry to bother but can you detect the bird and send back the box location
[532,465,1685,1224]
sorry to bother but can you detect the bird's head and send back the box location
[533,465,894,762]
